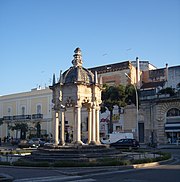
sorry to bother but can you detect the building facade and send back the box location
[0,88,52,140]
[0,49,179,145]
[139,64,180,144]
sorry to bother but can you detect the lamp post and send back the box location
[125,73,139,141]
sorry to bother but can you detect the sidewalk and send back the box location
[157,144,180,149]
[140,143,180,150]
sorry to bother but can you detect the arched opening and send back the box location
[165,108,180,144]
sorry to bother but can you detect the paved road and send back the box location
[82,149,180,182]
[0,148,180,181]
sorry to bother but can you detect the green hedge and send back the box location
[0,151,171,167]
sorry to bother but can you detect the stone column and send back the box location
[59,109,65,145]
[54,110,59,145]
[88,107,92,144]
[73,107,77,143]
[96,106,100,144]
[91,104,96,145]
[74,105,82,144]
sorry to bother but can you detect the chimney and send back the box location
[166,63,168,86]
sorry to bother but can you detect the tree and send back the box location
[101,84,141,133]
[125,84,140,108]
[159,87,175,96]
[101,84,126,133]
[10,123,28,139]
[125,84,135,105]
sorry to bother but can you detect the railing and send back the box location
[2,114,43,121]
[3,116,13,120]
[13,115,31,120]
[32,114,43,119]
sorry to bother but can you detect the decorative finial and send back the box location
[72,47,83,67]
[52,73,56,86]
[59,70,63,85]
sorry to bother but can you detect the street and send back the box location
[0,148,180,182]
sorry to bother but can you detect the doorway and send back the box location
[138,123,144,143]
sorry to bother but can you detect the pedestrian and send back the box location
[3,136,6,143]
[0,137,1,146]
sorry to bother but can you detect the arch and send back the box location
[156,101,180,121]
[166,108,180,117]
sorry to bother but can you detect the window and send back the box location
[8,108,11,115]
[167,108,180,117]
[37,105,41,114]
[22,106,25,115]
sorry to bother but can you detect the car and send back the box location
[18,140,35,148]
[110,138,140,150]
[11,138,20,145]
[28,138,46,147]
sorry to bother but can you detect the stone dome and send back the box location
[63,48,94,85]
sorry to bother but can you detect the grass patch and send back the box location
[13,159,50,167]
[0,149,32,155]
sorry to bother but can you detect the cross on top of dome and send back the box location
[72,47,83,67]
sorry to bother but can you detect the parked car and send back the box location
[28,138,46,147]
[110,138,140,150]
[18,139,41,148]
[11,138,20,145]
[18,139,38,148]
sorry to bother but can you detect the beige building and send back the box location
[0,88,52,140]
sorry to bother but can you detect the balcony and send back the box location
[13,115,31,120]
[32,114,43,119]
[2,114,43,121]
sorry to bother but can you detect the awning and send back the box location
[165,123,180,132]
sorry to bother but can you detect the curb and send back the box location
[0,173,14,182]
[133,162,159,168]
[133,156,174,169]
[0,157,174,177]
[56,157,174,176]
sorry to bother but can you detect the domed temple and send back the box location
[50,48,102,145]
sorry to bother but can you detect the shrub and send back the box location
[0,161,10,165]
[13,160,50,167]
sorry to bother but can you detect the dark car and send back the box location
[18,139,39,148]
[11,138,20,145]
[110,138,140,150]
[18,140,32,148]
[28,138,46,147]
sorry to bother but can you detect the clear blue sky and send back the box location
[0,0,180,95]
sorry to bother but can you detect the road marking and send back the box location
[68,179,96,182]
[13,175,82,182]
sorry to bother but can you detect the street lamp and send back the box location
[125,73,139,141]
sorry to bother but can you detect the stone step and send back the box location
[24,145,124,162]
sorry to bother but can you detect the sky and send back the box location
[0,0,180,96]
